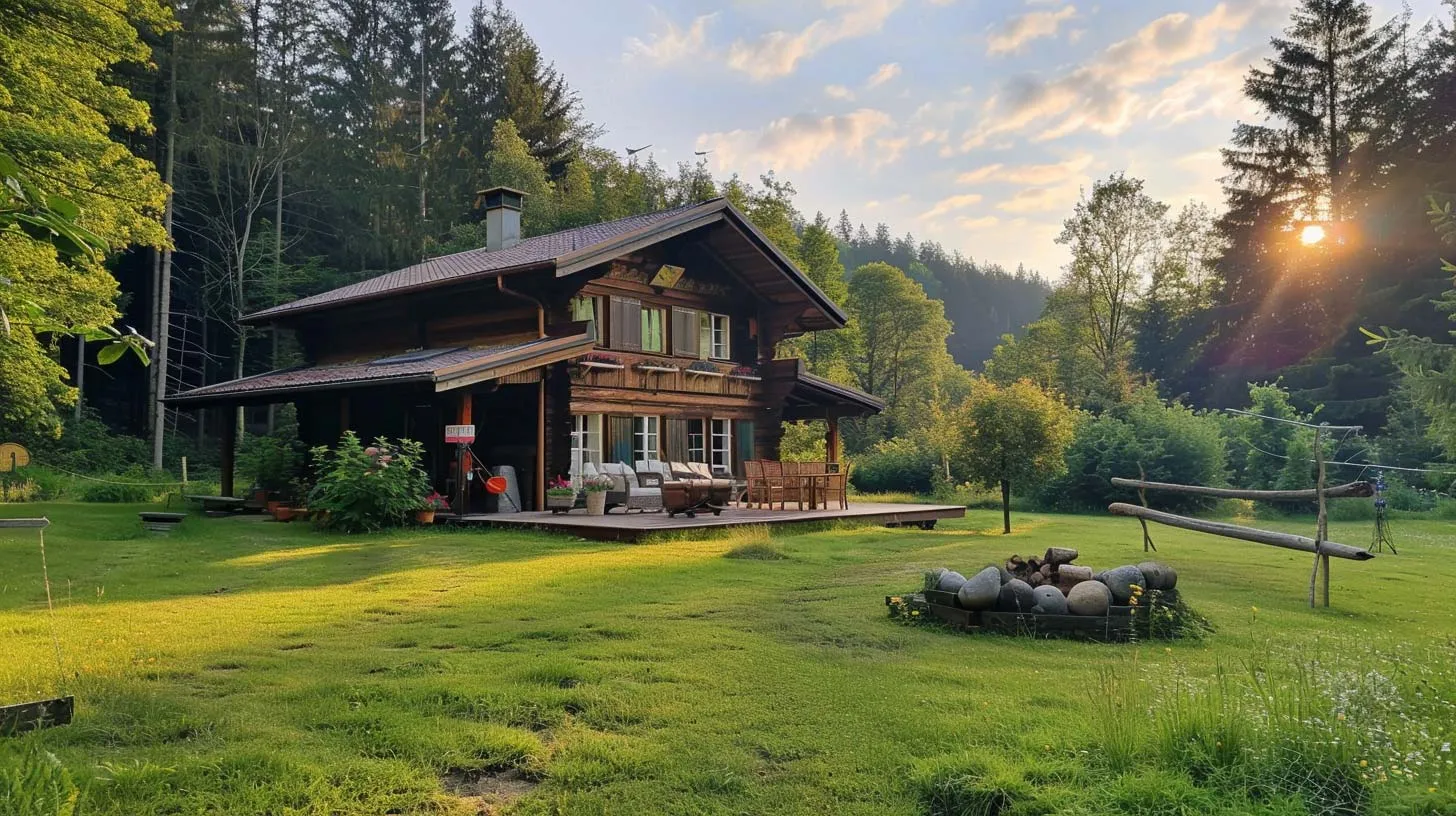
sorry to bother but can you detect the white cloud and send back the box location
[987,5,1077,55]
[920,193,984,219]
[875,136,910,167]
[1148,47,1260,124]
[825,84,856,100]
[961,0,1280,148]
[866,62,902,88]
[957,153,1093,185]
[996,181,1086,214]
[624,13,715,64]
[698,108,895,172]
[956,215,1001,230]
[726,0,904,80]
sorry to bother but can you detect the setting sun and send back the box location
[1300,224,1327,245]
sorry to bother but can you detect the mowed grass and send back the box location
[0,503,1453,814]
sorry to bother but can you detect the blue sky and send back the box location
[460,0,1444,278]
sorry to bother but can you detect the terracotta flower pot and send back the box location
[266,500,282,513]
[585,491,607,516]
[415,509,437,524]
[272,506,294,522]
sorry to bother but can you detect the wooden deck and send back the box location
[450,502,965,542]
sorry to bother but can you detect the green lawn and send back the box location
[1,503,1453,815]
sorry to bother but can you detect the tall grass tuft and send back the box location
[1085,641,1456,815]
[0,749,86,816]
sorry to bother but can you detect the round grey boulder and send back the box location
[997,565,1014,585]
[1100,564,1146,603]
[936,570,967,593]
[1067,581,1112,616]
[1031,584,1068,615]
[1137,561,1170,591]
[957,566,1002,610]
[996,578,1036,613]
[1161,564,1177,590]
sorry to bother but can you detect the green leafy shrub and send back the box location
[307,432,431,533]
[76,466,170,503]
[1038,392,1227,513]
[237,404,304,495]
[14,409,149,475]
[11,466,73,500]
[850,436,938,494]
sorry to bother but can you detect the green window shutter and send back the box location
[734,419,755,478]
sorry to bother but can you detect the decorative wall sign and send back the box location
[445,425,476,444]
[650,264,686,288]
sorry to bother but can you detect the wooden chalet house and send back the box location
[169,189,884,511]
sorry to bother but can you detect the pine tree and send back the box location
[835,210,854,243]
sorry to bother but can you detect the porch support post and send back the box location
[536,378,546,510]
[219,404,237,497]
[458,391,472,515]
[826,412,840,464]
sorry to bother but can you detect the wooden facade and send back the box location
[168,194,883,512]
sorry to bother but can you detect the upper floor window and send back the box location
[709,313,730,359]
[569,295,602,341]
[641,306,665,353]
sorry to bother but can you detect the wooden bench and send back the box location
[186,495,246,515]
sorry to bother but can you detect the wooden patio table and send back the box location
[795,469,832,510]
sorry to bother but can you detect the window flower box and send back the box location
[577,352,624,371]
[727,365,761,382]
[634,363,680,374]
[685,361,724,378]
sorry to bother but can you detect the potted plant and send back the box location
[416,491,449,524]
[546,476,577,513]
[582,474,612,515]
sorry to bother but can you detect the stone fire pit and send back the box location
[886,548,1206,642]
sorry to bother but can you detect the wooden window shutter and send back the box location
[610,297,642,351]
[672,309,699,357]
[665,418,690,463]
[607,416,634,465]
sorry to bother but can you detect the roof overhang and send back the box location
[768,359,885,421]
[165,333,594,407]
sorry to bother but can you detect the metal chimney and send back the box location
[475,186,526,251]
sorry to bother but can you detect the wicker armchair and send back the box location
[599,462,663,513]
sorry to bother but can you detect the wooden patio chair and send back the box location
[743,460,766,508]
[760,460,792,510]
[821,462,849,510]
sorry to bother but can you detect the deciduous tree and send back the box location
[958,379,1075,533]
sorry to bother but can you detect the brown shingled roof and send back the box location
[166,334,594,406]
[243,200,716,324]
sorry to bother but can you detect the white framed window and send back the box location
[633,415,660,462]
[710,418,732,474]
[709,313,730,359]
[687,419,706,463]
[569,295,602,341]
[570,414,602,479]
[641,306,666,353]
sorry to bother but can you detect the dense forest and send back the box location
[5,0,1456,502]
[0,0,1046,474]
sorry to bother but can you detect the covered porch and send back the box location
[165,333,594,511]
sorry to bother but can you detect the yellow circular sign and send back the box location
[0,443,31,472]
